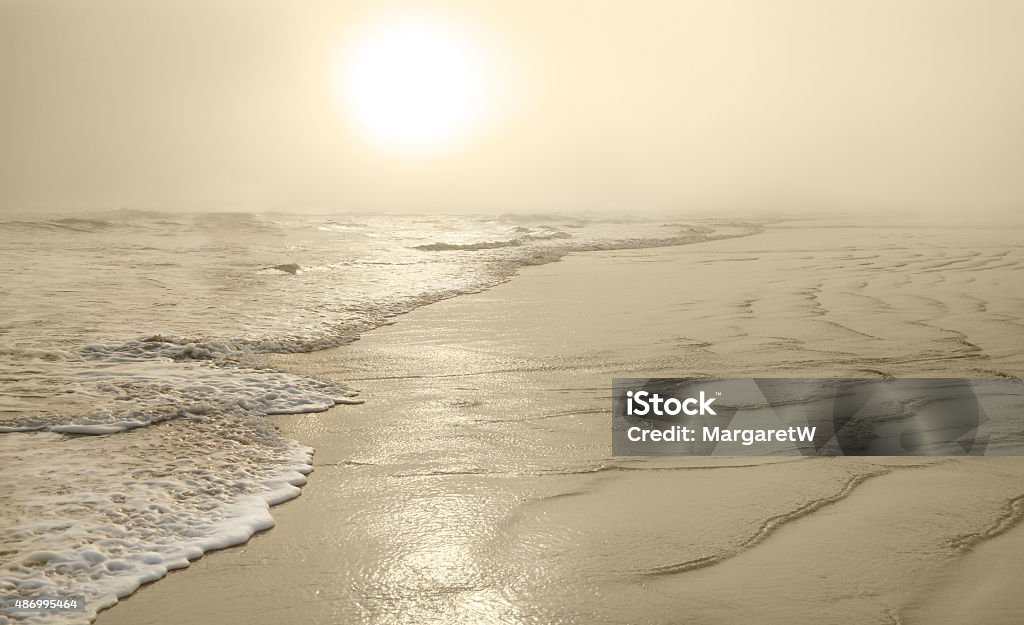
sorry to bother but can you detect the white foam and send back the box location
[0,425,315,625]
[0,212,760,623]
[0,347,358,435]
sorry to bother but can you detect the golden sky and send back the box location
[1,0,1022,215]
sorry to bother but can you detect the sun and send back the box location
[334,13,490,152]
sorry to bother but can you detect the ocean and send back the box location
[0,211,755,623]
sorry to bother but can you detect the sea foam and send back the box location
[0,212,757,623]
[0,420,313,625]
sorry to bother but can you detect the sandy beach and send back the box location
[6,2,1024,622]
[92,221,1024,625]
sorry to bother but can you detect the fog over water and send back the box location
[2,0,1022,216]
[2,3,1024,623]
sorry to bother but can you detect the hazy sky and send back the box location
[2,0,1022,215]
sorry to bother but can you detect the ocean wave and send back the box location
[1,343,360,435]
[83,336,245,362]
[0,419,314,625]
[192,211,281,233]
[0,213,767,621]
[414,226,573,251]
[0,218,118,233]
[49,218,117,231]
[414,239,524,251]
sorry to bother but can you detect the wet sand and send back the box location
[97,220,1024,625]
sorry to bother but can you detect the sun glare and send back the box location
[335,14,490,152]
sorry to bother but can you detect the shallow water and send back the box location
[0,210,754,623]
[229,222,1024,625]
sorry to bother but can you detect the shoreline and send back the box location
[97,221,1024,625]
